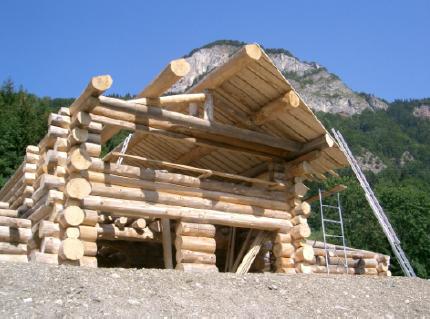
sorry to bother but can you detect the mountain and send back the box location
[170,40,388,115]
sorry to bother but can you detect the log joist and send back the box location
[82,195,292,231]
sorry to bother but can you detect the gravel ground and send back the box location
[0,262,429,318]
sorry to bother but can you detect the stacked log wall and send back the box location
[0,203,30,263]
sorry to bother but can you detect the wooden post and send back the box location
[161,218,173,269]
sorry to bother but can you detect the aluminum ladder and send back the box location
[331,129,416,277]
[319,189,349,274]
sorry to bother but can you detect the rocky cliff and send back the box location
[170,41,388,115]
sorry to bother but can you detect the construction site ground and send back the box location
[0,262,428,318]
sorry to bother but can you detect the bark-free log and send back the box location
[138,58,190,98]
[273,243,295,258]
[131,218,146,230]
[275,257,295,268]
[97,224,157,242]
[176,222,216,238]
[176,250,216,264]
[41,237,61,254]
[253,91,300,125]
[82,195,292,231]
[175,236,216,254]
[0,226,31,243]
[0,242,28,254]
[39,220,60,238]
[65,178,92,199]
[294,245,314,262]
[29,251,58,264]
[89,182,290,219]
[68,146,92,171]
[59,238,84,260]
[69,75,113,115]
[175,263,218,272]
[291,223,311,239]
[0,209,18,217]
[0,216,31,228]
[58,206,85,227]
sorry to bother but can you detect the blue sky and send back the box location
[0,0,428,101]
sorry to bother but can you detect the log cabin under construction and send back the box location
[0,44,390,275]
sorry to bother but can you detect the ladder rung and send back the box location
[325,235,343,238]
[323,218,341,224]
[321,204,339,209]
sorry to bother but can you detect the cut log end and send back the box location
[65,178,92,200]
[244,44,262,61]
[170,59,191,77]
[91,75,113,95]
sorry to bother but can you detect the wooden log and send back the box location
[59,238,84,260]
[82,210,99,226]
[0,225,31,243]
[176,249,215,265]
[90,159,286,202]
[58,206,85,227]
[294,245,314,262]
[175,263,218,272]
[69,127,88,145]
[39,220,60,238]
[54,137,69,152]
[95,97,302,154]
[236,231,268,274]
[0,216,31,228]
[47,125,69,138]
[131,218,146,230]
[41,236,61,254]
[0,242,27,254]
[313,248,377,259]
[68,146,92,171]
[273,243,295,258]
[82,241,97,256]
[89,182,290,219]
[253,91,300,125]
[312,265,356,274]
[357,258,378,268]
[316,256,360,268]
[148,220,162,233]
[61,227,80,239]
[48,113,70,128]
[0,202,10,209]
[83,195,292,231]
[176,221,215,238]
[87,166,288,210]
[138,58,190,98]
[114,216,129,228]
[78,225,98,241]
[377,263,389,272]
[175,236,216,254]
[69,75,113,115]
[131,93,206,108]
[305,184,348,204]
[0,254,28,263]
[190,44,262,92]
[290,223,311,239]
[275,232,292,244]
[29,251,58,264]
[161,218,173,269]
[0,209,18,217]
[97,224,157,242]
[26,145,40,154]
[355,267,378,275]
[291,215,308,226]
[65,178,92,199]
[275,257,295,268]
[291,201,311,217]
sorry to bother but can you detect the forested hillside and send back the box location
[0,80,428,278]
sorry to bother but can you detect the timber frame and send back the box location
[0,44,391,275]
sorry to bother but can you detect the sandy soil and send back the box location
[0,262,429,318]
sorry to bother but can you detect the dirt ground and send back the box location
[0,262,429,318]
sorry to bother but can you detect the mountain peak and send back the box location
[172,41,388,115]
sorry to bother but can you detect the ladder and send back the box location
[319,189,349,274]
[331,129,416,277]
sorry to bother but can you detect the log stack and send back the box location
[273,166,314,274]
[308,241,391,276]
[26,108,70,264]
[0,146,38,214]
[0,204,30,263]
[175,221,218,272]
[59,80,108,267]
